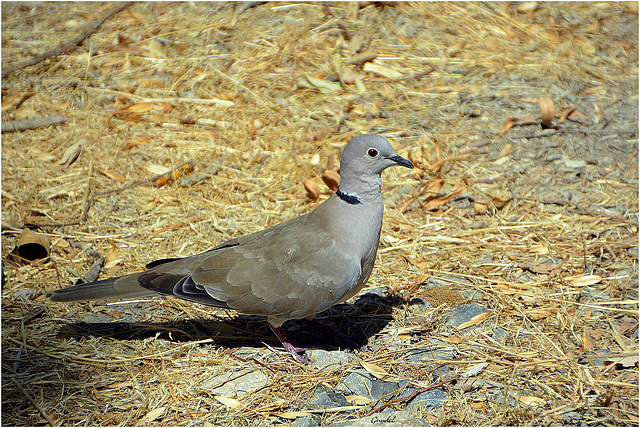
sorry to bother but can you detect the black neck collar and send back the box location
[336,189,361,205]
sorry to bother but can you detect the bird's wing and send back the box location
[138,214,362,323]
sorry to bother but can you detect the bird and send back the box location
[50,134,414,363]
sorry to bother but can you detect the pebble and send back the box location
[335,371,373,397]
[309,349,357,370]
[444,304,490,328]
[311,388,351,408]
[405,389,447,414]
[200,368,269,398]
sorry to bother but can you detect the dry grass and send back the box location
[2,2,638,426]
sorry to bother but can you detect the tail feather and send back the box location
[49,275,155,302]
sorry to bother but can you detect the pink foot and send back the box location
[268,323,309,363]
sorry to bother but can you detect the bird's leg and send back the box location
[305,318,364,350]
[268,323,309,364]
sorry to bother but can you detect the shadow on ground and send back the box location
[55,291,405,352]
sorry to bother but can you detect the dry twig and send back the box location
[1,116,67,133]
[2,2,133,75]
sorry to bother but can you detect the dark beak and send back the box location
[389,154,414,169]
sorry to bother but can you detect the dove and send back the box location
[50,134,413,363]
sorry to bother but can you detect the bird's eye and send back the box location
[367,148,379,158]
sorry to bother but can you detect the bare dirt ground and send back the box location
[2,2,638,426]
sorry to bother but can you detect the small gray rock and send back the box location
[235,346,263,359]
[445,304,489,328]
[362,286,387,298]
[292,414,321,427]
[582,286,610,301]
[370,380,415,403]
[311,389,350,408]
[587,348,613,367]
[409,297,432,311]
[493,327,509,340]
[405,389,447,414]
[309,349,357,370]
[201,368,269,398]
[561,411,584,423]
[335,371,373,397]
[407,339,458,363]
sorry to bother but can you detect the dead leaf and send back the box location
[608,319,632,351]
[526,308,553,320]
[516,2,538,13]
[115,102,155,115]
[473,202,488,214]
[556,107,577,124]
[513,395,545,406]
[214,396,243,409]
[422,196,449,211]
[53,237,70,249]
[345,395,371,405]
[277,411,312,419]
[156,164,192,187]
[456,311,491,330]
[498,117,518,134]
[434,139,442,163]
[462,362,488,377]
[103,244,122,270]
[347,33,366,53]
[361,361,392,380]
[144,164,171,175]
[327,154,334,171]
[347,50,377,65]
[581,86,607,96]
[498,143,512,157]
[568,109,588,121]
[425,178,444,194]
[304,179,320,201]
[321,170,340,191]
[296,75,342,93]
[530,244,549,255]
[433,335,463,344]
[519,261,561,274]
[446,41,466,57]
[539,97,555,128]
[121,135,153,151]
[218,91,238,100]
[98,169,126,182]
[567,275,602,287]
[136,407,167,426]
[582,327,593,352]
[30,148,56,162]
[247,118,263,137]
[1,89,21,112]
[609,355,638,368]
[363,63,403,79]
[491,197,512,210]
[422,184,466,211]
[59,143,82,167]
[400,255,428,269]
[340,67,362,84]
